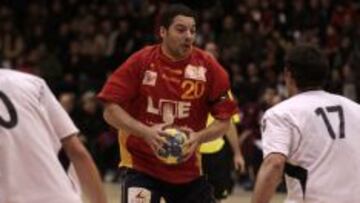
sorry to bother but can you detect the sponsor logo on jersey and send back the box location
[147,96,191,123]
[161,73,181,84]
[184,65,207,81]
[142,70,157,86]
[128,187,151,203]
[163,66,183,75]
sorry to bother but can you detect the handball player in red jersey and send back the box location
[98,4,237,203]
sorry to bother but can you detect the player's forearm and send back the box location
[73,152,107,203]
[251,154,285,203]
[196,119,230,144]
[103,103,152,138]
[63,136,107,203]
[225,123,241,155]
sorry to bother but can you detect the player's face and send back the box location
[160,15,196,60]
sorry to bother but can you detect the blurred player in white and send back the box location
[0,69,107,203]
[252,45,360,203]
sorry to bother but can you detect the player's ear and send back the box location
[159,26,167,38]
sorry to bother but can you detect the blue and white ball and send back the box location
[157,128,188,165]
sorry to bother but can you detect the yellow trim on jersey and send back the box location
[118,130,133,168]
[232,113,240,123]
[199,113,240,154]
[200,138,225,154]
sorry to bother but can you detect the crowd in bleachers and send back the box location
[1,0,360,186]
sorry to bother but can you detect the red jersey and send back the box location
[98,45,237,183]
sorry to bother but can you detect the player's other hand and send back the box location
[233,152,246,173]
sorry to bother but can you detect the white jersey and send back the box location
[261,90,360,203]
[0,70,82,203]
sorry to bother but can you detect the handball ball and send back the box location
[156,127,188,165]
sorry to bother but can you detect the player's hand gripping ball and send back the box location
[156,127,189,165]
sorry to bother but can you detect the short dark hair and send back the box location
[159,4,197,29]
[285,44,329,90]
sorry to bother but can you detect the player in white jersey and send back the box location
[252,45,360,203]
[0,69,107,203]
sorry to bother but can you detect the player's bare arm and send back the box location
[225,122,245,172]
[102,102,166,152]
[62,134,107,203]
[184,119,230,159]
[251,153,286,203]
